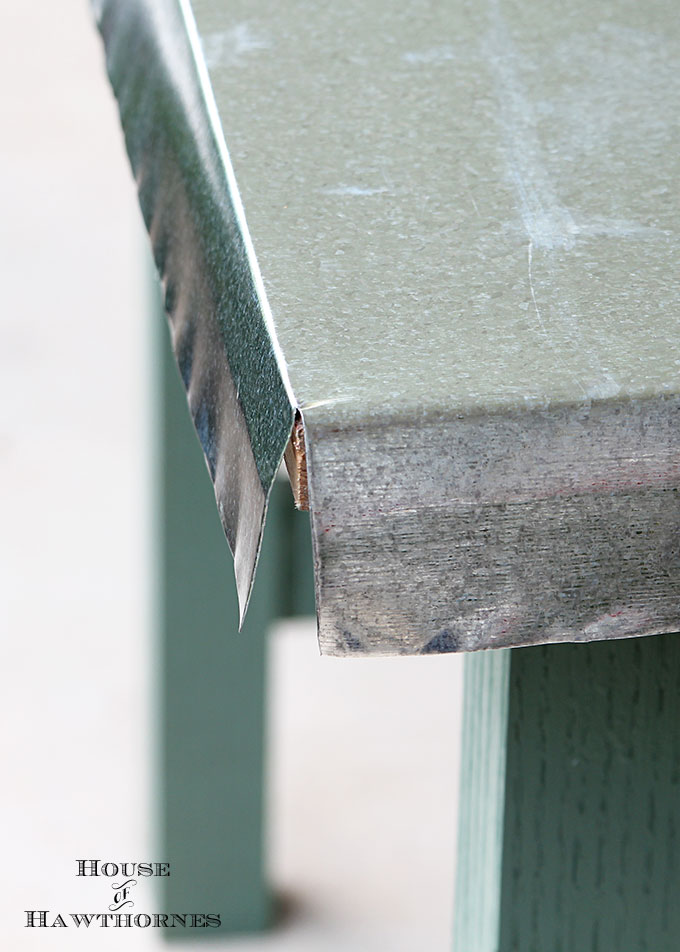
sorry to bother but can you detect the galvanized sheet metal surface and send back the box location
[93,0,295,617]
[307,399,680,654]
[94,0,680,653]
[197,0,680,423]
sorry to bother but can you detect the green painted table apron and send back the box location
[93,0,680,946]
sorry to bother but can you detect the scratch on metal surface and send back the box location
[485,0,578,251]
[486,0,667,251]
[323,185,389,197]
[300,396,354,410]
[486,0,665,399]
[201,23,269,69]
[527,238,588,396]
[402,45,456,64]
[526,240,547,337]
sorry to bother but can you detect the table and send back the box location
[93,0,680,946]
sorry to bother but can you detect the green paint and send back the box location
[454,635,680,951]
[453,649,511,952]
[277,499,316,620]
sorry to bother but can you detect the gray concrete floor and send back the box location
[0,2,463,947]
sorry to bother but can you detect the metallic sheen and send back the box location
[94,0,680,654]
[93,0,295,618]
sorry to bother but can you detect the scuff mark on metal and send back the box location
[485,0,579,252]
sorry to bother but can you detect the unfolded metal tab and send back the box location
[93,0,295,619]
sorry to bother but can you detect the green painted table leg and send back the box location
[454,635,680,952]
[155,297,312,933]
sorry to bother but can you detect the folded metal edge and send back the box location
[91,0,296,620]
[304,395,680,655]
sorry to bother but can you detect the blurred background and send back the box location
[0,1,463,948]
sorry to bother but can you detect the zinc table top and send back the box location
[94,0,680,655]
